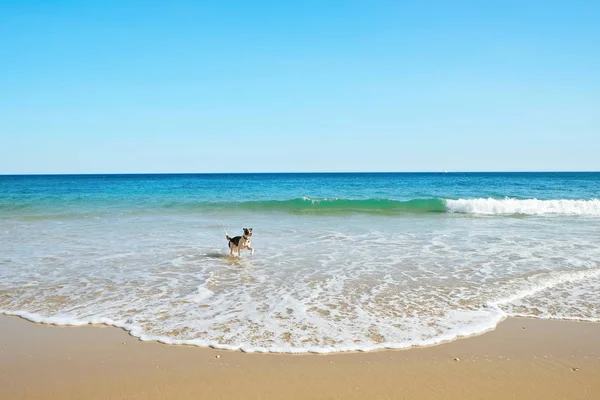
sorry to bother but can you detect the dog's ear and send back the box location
[248,228,253,231]
[243,227,247,231]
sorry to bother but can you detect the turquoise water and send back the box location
[1,173,600,352]
[2,172,599,211]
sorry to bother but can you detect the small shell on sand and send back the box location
[215,355,221,359]
[453,357,460,361]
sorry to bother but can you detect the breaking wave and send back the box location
[214,197,600,216]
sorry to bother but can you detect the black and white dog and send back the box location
[225,228,254,256]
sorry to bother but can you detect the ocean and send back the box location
[1,172,599,353]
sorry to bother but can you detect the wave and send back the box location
[445,198,600,215]
[3,197,599,219]
[199,197,600,215]
[0,308,505,353]
[5,267,599,353]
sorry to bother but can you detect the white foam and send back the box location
[445,198,600,215]
[501,271,600,322]
[301,196,338,203]
[1,307,507,354]
[2,310,117,326]
[189,278,214,303]
[2,209,600,353]
[489,268,600,306]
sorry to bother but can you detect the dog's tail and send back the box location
[224,230,232,241]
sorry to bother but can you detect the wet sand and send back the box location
[1,315,599,399]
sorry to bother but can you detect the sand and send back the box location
[1,315,599,399]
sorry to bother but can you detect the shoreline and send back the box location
[2,315,599,399]
[1,309,509,355]
[5,308,599,355]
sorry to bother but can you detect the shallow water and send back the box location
[1,173,599,352]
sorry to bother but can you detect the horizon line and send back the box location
[1,170,599,176]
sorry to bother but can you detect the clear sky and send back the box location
[1,1,599,173]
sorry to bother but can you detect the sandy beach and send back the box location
[1,315,599,400]
[3,0,599,398]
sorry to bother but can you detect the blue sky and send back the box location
[1,1,598,173]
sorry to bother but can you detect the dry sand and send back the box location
[1,315,599,399]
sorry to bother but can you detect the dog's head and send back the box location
[243,227,253,237]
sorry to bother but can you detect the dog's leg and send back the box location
[247,246,255,255]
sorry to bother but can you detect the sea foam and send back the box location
[445,198,600,215]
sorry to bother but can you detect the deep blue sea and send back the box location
[1,173,599,352]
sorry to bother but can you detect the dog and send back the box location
[225,227,254,256]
